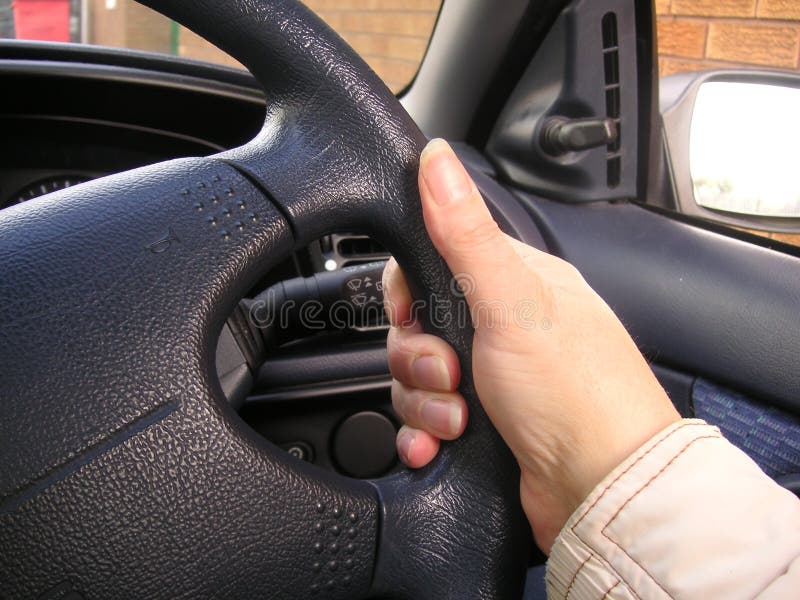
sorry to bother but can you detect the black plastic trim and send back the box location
[257,344,389,390]
[2,113,224,152]
[465,0,569,148]
[0,59,265,104]
[651,364,694,418]
[635,0,660,204]
[485,0,638,202]
[0,40,260,90]
[247,376,391,405]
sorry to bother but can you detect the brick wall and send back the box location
[177,26,244,70]
[657,0,800,76]
[159,1,441,92]
[303,0,440,92]
[88,0,169,55]
[171,1,800,91]
[73,2,800,91]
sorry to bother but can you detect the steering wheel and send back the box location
[0,1,529,597]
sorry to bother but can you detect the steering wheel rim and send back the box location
[0,1,529,598]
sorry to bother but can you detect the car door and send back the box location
[462,0,800,496]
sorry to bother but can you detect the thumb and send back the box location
[418,139,523,308]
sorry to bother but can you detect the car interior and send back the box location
[1,0,798,598]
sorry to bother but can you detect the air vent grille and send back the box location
[337,237,386,258]
[602,12,621,188]
[318,233,390,270]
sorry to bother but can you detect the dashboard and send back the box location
[0,55,261,206]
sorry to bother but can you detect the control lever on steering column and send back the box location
[217,261,388,407]
[247,260,389,347]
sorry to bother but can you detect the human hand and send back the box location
[383,139,680,553]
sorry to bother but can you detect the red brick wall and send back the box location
[657,0,800,76]
[86,2,800,87]
[165,1,442,92]
[176,26,244,70]
[178,2,800,88]
[88,0,169,54]
[303,0,441,92]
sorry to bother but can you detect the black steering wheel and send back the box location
[0,1,529,597]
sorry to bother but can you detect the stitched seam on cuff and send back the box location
[549,421,715,600]
[572,421,700,529]
[566,423,719,599]
[551,534,641,600]
[598,435,721,597]
[568,559,623,600]
[601,581,621,599]
[602,434,721,532]
[563,554,592,599]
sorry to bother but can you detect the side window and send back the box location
[656,1,800,247]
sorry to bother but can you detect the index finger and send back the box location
[382,258,415,328]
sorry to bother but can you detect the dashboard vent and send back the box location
[602,12,621,188]
[318,233,390,270]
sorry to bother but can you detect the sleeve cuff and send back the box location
[545,417,800,599]
[546,419,718,599]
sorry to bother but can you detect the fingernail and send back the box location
[420,138,472,206]
[421,399,462,437]
[411,355,451,390]
[397,429,415,465]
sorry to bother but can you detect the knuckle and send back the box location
[562,263,582,280]
[386,328,401,358]
[389,332,414,362]
[381,259,397,296]
[390,379,407,417]
[551,256,582,280]
[387,351,405,382]
[391,380,425,424]
[448,218,502,253]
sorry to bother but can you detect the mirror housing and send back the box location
[661,70,800,234]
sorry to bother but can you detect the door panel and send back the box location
[517,194,800,415]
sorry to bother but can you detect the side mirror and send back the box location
[661,71,800,234]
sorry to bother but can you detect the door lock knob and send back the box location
[540,117,617,156]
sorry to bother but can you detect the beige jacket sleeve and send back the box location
[546,419,800,599]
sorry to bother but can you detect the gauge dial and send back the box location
[12,176,92,205]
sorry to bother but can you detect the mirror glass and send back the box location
[690,82,800,218]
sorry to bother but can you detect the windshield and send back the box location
[0,0,442,93]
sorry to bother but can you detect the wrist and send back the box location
[518,401,681,554]
[574,403,681,504]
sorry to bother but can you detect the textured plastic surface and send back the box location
[250,261,388,344]
[487,0,638,202]
[333,411,397,478]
